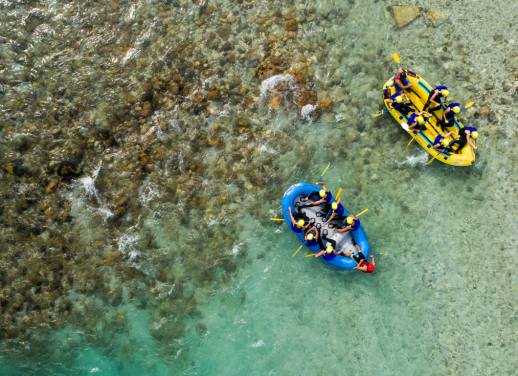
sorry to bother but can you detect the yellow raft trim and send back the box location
[383,73,476,167]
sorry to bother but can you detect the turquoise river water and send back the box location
[1,0,517,375]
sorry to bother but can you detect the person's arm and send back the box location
[314,250,324,258]
[335,225,352,233]
[324,212,336,226]
[429,91,439,106]
[354,244,362,253]
[467,133,478,150]
[370,255,376,267]
[288,207,296,225]
[308,198,324,205]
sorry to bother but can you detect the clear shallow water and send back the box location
[1,0,518,375]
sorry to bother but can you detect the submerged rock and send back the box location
[427,8,448,27]
[392,5,421,29]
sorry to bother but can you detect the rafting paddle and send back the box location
[291,245,303,257]
[316,163,331,183]
[392,52,401,66]
[355,208,369,217]
[270,218,284,221]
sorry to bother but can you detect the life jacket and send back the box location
[407,113,418,124]
[433,85,448,99]
[323,252,337,261]
[352,219,361,231]
[291,224,303,233]
[434,135,445,146]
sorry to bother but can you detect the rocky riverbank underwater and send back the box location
[1,0,517,375]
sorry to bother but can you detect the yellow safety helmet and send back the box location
[453,106,461,114]
[332,202,338,211]
[395,95,403,103]
[416,116,424,125]
[306,233,314,241]
[441,89,449,97]
[326,244,334,254]
[346,216,354,225]
[319,189,326,198]
[440,138,449,147]
[297,219,305,228]
[471,131,479,140]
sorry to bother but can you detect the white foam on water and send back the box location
[139,181,161,207]
[79,162,102,202]
[251,340,265,348]
[398,152,429,167]
[89,368,100,374]
[301,104,318,120]
[260,74,295,99]
[118,233,141,261]
[228,242,244,257]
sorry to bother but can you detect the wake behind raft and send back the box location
[282,182,370,270]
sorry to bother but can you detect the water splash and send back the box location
[79,162,102,202]
[260,74,296,99]
[301,104,318,120]
[118,233,141,261]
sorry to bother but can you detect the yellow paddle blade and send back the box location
[335,186,344,200]
[372,110,384,118]
[356,208,368,217]
[305,253,317,258]
[291,245,303,257]
[319,163,331,178]
[406,138,415,148]
[426,156,436,165]
[465,101,475,109]
[270,218,284,221]
[392,52,400,64]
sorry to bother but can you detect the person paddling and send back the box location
[407,111,429,134]
[390,93,414,116]
[304,224,320,247]
[303,186,333,209]
[432,132,454,152]
[438,102,461,131]
[334,215,361,234]
[449,125,478,152]
[288,207,308,233]
[341,244,375,273]
[393,67,412,92]
[423,85,449,112]
[313,244,338,260]
[324,199,345,226]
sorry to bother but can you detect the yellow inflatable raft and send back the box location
[383,72,476,167]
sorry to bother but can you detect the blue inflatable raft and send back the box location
[282,182,370,270]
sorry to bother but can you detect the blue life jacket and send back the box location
[434,85,448,99]
[434,135,445,146]
[323,252,337,261]
[408,113,418,124]
[305,238,318,247]
[291,224,303,233]
[352,219,361,231]
[448,102,461,109]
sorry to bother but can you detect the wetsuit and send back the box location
[424,85,448,111]
[407,113,426,133]
[390,93,413,116]
[394,70,410,93]
[438,103,460,131]
[325,202,345,222]
[433,135,452,152]
[449,126,477,152]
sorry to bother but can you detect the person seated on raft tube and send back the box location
[288,207,309,233]
[303,186,333,208]
[393,67,412,93]
[323,199,345,226]
[423,85,449,112]
[313,244,339,260]
[389,93,414,116]
[340,244,375,273]
[432,132,455,152]
[406,111,429,134]
[334,214,361,234]
[304,224,320,247]
[448,126,479,152]
[438,102,461,131]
